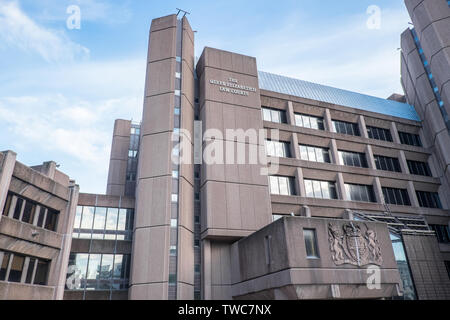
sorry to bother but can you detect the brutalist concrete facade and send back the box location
[2,2,450,300]
[0,151,79,299]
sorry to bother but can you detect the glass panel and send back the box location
[81,207,95,229]
[302,115,311,128]
[308,147,317,162]
[263,109,271,122]
[269,176,279,195]
[304,229,319,258]
[86,254,101,280]
[279,177,289,195]
[295,114,303,127]
[105,208,119,230]
[321,181,330,199]
[315,148,324,163]
[312,180,322,198]
[21,201,36,224]
[118,209,127,231]
[13,198,23,220]
[93,207,107,230]
[271,110,280,123]
[310,117,318,130]
[74,206,82,229]
[300,145,308,160]
[99,255,114,280]
[8,254,25,283]
[25,258,36,284]
[44,209,58,231]
[0,252,11,281]
[34,260,49,285]
[305,180,314,198]
[113,255,123,279]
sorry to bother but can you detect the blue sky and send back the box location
[0,0,412,194]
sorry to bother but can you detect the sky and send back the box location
[0,0,413,194]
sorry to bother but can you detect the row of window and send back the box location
[2,193,59,232]
[266,140,432,177]
[0,251,50,285]
[66,253,130,291]
[265,140,432,176]
[269,175,443,208]
[261,107,423,146]
[73,206,134,240]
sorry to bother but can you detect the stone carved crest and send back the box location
[328,222,382,267]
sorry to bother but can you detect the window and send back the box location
[416,191,442,209]
[345,184,377,203]
[265,140,291,158]
[399,132,422,147]
[261,107,287,124]
[294,113,324,130]
[44,209,58,232]
[66,253,130,292]
[407,160,432,177]
[374,155,402,173]
[304,229,319,259]
[0,252,11,281]
[382,187,411,206]
[445,261,450,280]
[339,150,368,168]
[367,126,393,142]
[304,179,337,199]
[269,176,296,196]
[128,150,137,158]
[73,206,134,241]
[332,120,360,136]
[299,145,331,163]
[0,251,50,285]
[2,193,59,232]
[34,260,50,285]
[429,225,450,244]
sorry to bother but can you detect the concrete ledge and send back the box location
[0,281,54,300]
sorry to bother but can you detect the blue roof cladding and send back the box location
[258,71,420,121]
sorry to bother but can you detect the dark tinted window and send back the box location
[382,187,411,206]
[399,132,422,147]
[34,260,50,285]
[416,191,442,209]
[429,225,450,243]
[0,252,11,281]
[44,209,59,232]
[407,160,432,176]
[8,254,25,283]
[374,155,402,172]
[367,126,393,142]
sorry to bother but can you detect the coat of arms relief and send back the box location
[328,222,383,267]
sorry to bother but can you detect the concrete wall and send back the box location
[106,120,132,196]
[0,151,79,300]
[231,217,402,300]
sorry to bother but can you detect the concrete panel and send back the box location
[141,94,174,136]
[148,26,176,63]
[145,59,176,98]
[135,176,171,228]
[138,133,172,179]
[130,226,170,285]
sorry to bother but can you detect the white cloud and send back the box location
[0,0,89,62]
[247,7,411,98]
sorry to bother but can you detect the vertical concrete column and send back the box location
[365,145,376,169]
[295,167,306,197]
[0,151,16,222]
[130,14,179,300]
[286,101,296,126]
[290,133,300,160]
[358,115,368,139]
[406,181,420,207]
[324,109,333,132]
[52,181,80,300]
[329,139,340,165]
[373,177,384,204]
[336,173,347,201]
[106,120,132,196]
[201,240,212,300]
[398,150,409,174]
[390,122,401,144]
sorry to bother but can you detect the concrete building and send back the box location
[0,151,79,299]
[1,0,450,300]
